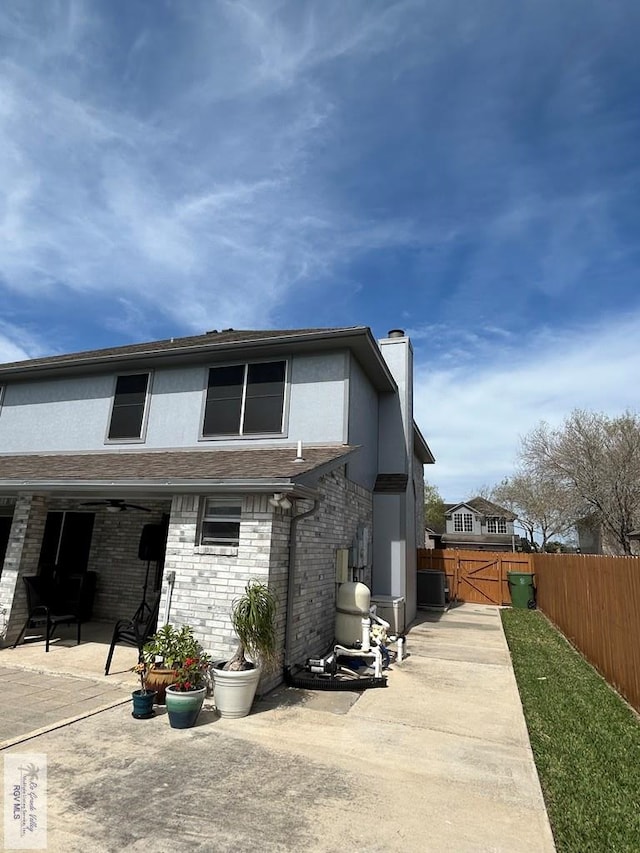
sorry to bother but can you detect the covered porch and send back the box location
[0,620,140,688]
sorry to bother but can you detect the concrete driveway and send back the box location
[0,604,555,852]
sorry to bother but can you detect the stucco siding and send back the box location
[345,353,379,490]
[0,376,115,451]
[0,351,349,452]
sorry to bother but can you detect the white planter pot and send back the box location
[212,663,261,718]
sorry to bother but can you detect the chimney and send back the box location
[377,329,413,474]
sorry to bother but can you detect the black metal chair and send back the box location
[104,592,161,675]
[12,575,86,652]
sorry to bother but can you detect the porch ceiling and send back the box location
[0,444,358,496]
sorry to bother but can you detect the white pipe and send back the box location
[397,636,404,662]
[361,617,370,651]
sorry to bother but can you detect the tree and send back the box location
[424,481,446,531]
[490,470,577,551]
[521,410,640,555]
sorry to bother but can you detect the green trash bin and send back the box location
[507,572,536,609]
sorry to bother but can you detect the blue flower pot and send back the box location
[131,689,157,719]
[165,685,206,729]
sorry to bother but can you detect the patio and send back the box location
[0,604,556,852]
[0,620,140,689]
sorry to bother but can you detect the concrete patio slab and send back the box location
[0,604,556,852]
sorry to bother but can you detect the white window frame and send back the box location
[199,497,242,546]
[454,512,473,533]
[105,371,153,444]
[201,359,289,439]
[487,517,507,534]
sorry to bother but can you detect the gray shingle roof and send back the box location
[465,496,517,520]
[0,445,356,486]
[446,497,517,521]
[0,327,364,371]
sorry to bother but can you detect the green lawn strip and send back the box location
[501,608,640,853]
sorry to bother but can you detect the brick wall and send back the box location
[0,495,48,643]
[159,467,372,689]
[287,467,372,668]
[160,494,279,666]
[83,499,171,620]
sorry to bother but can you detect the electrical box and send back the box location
[351,524,370,567]
[335,549,350,583]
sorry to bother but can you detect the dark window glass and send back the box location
[200,498,242,545]
[201,520,240,545]
[108,373,149,439]
[39,512,95,574]
[243,361,285,434]
[203,365,244,436]
[203,362,285,436]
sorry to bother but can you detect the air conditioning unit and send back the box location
[417,570,450,611]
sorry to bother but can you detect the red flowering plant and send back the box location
[171,653,212,692]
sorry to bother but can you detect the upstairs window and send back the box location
[454,512,473,533]
[0,385,4,414]
[203,360,286,437]
[200,497,242,546]
[487,517,507,534]
[108,373,150,440]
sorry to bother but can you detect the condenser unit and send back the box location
[417,570,450,611]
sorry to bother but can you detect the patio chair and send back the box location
[11,574,86,652]
[104,592,161,675]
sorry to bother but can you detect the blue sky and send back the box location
[1,0,639,500]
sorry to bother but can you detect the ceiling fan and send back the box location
[81,498,151,513]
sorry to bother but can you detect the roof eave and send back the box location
[0,327,398,392]
[413,422,435,464]
[0,479,320,499]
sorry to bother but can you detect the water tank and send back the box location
[335,582,371,646]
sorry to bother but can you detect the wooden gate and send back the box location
[417,549,534,606]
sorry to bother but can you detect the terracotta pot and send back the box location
[145,667,177,704]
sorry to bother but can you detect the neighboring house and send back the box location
[439,497,518,552]
[0,326,434,683]
[576,516,602,555]
[424,527,438,549]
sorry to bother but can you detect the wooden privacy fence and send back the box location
[417,548,640,714]
[534,553,640,714]
[417,548,534,606]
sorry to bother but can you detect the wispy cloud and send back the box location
[0,0,430,346]
[415,311,640,501]
[0,0,638,514]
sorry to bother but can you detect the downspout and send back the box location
[284,498,320,676]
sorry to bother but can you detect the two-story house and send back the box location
[0,326,433,681]
[440,497,518,552]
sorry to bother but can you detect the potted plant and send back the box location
[143,624,204,704]
[212,579,278,718]
[131,662,157,720]
[165,652,212,729]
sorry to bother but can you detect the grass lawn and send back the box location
[501,608,640,853]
